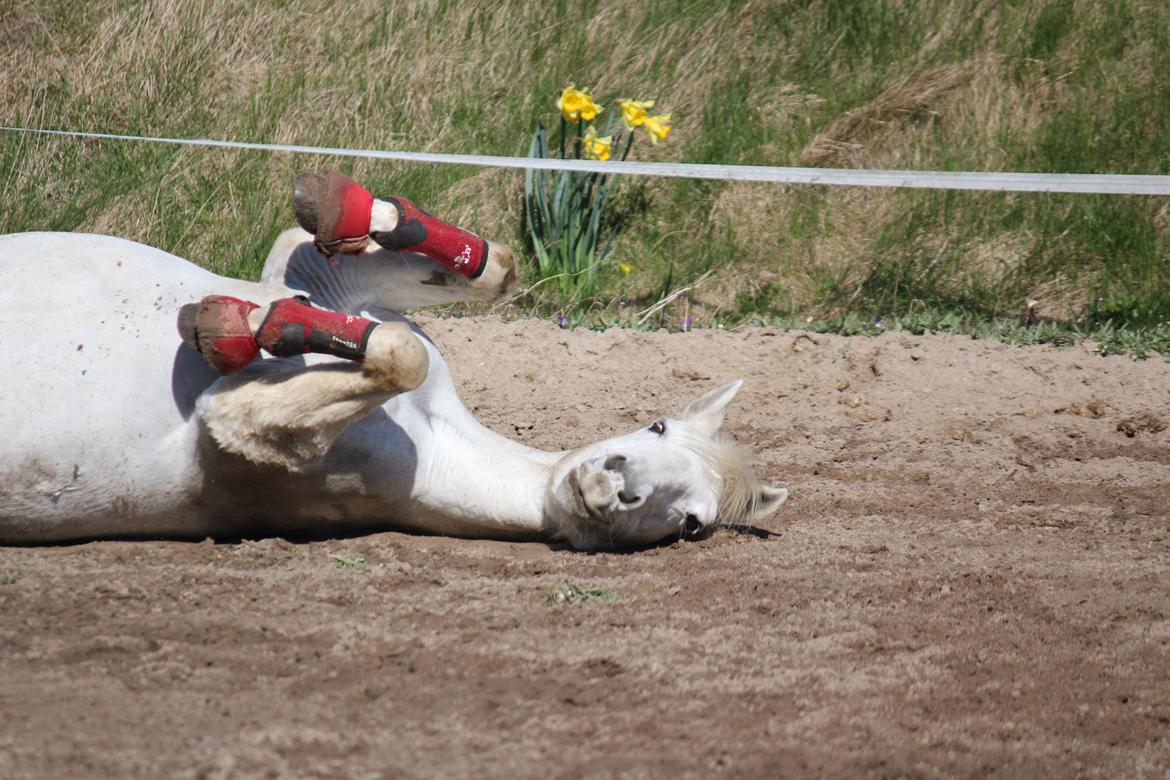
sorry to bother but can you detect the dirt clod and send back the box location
[1116,413,1168,437]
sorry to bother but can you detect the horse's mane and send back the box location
[674,426,766,527]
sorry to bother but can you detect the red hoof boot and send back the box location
[177,295,261,374]
[256,297,378,362]
[372,195,489,279]
[293,170,374,257]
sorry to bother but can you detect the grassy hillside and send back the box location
[2,0,1168,350]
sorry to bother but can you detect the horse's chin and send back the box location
[559,523,609,552]
[560,517,679,552]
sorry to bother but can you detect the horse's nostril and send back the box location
[617,489,640,505]
[684,514,702,535]
[604,454,627,472]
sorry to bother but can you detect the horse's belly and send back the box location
[0,233,278,541]
[0,423,208,542]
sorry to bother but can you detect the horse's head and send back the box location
[547,380,788,550]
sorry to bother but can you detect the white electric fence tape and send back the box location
[3,126,1169,196]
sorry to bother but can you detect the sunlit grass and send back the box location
[2,0,1167,355]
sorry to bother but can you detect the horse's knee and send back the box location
[363,321,429,391]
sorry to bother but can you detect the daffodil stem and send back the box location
[620,131,634,162]
[530,90,668,302]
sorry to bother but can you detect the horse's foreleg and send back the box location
[182,297,428,470]
[294,170,518,303]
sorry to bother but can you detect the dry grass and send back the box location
[1,0,1168,331]
[801,61,976,167]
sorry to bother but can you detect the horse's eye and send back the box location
[684,514,702,535]
[649,420,666,435]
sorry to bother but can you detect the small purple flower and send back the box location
[555,315,569,328]
[681,316,694,330]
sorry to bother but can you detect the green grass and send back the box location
[2,0,1168,356]
[331,553,367,570]
[0,570,25,587]
[542,582,619,606]
[773,310,1170,359]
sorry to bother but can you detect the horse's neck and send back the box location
[253,239,571,538]
[408,404,563,539]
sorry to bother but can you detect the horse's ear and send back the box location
[681,379,743,435]
[748,485,788,520]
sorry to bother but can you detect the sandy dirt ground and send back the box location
[1,316,1169,779]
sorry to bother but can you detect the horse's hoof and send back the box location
[292,171,323,234]
[293,170,373,257]
[177,295,261,374]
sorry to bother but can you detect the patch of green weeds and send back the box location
[331,553,367,570]
[0,570,25,587]
[542,582,618,606]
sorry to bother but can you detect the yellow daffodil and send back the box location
[618,261,633,275]
[582,125,613,161]
[579,93,603,122]
[642,113,672,145]
[618,98,654,129]
[556,86,587,122]
[557,85,603,124]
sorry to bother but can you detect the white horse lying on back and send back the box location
[0,174,786,550]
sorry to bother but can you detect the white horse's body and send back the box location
[0,231,785,549]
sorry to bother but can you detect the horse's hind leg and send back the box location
[180,296,428,470]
